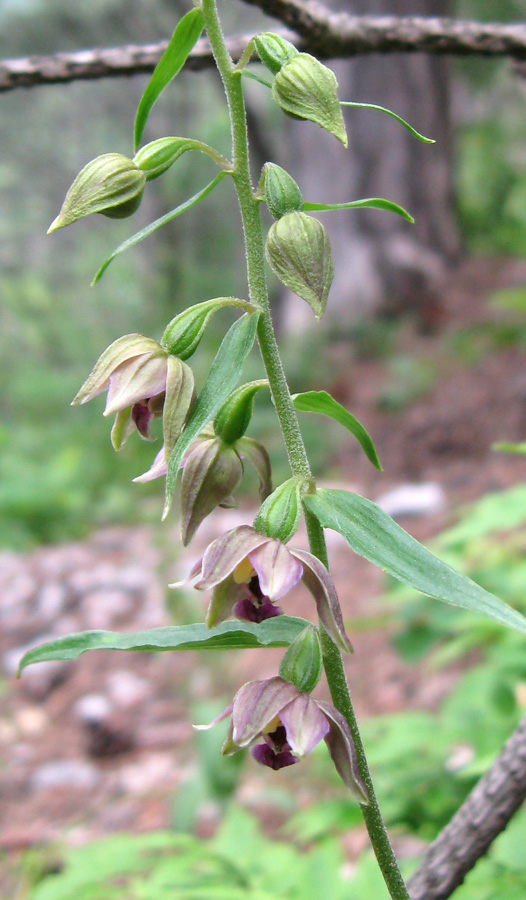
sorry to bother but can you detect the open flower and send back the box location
[173,524,352,654]
[196,676,368,802]
[72,333,195,459]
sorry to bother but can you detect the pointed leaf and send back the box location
[293,390,381,470]
[341,101,435,144]
[134,8,204,152]
[92,172,227,284]
[303,198,414,224]
[18,616,309,674]
[304,489,526,635]
[163,312,259,518]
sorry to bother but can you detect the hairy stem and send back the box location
[201,2,410,898]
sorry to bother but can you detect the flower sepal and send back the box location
[271,53,348,147]
[265,211,334,319]
[161,297,255,360]
[259,162,304,220]
[180,436,243,545]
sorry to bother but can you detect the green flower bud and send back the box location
[214,380,268,445]
[181,437,243,545]
[48,153,146,232]
[272,53,348,147]
[261,163,303,220]
[254,32,299,75]
[253,477,304,544]
[279,626,323,694]
[133,137,196,181]
[161,297,254,361]
[265,211,333,319]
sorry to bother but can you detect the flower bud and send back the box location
[279,625,323,694]
[272,53,348,147]
[181,437,243,545]
[254,32,298,75]
[265,211,333,319]
[261,163,303,220]
[253,477,303,544]
[133,137,196,181]
[48,153,146,232]
[213,380,268,445]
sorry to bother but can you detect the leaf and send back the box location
[293,390,381,470]
[134,8,204,152]
[341,101,435,143]
[92,172,227,284]
[163,312,260,518]
[303,198,414,224]
[304,489,526,635]
[18,616,308,674]
[493,441,526,456]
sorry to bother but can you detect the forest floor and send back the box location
[1,256,526,890]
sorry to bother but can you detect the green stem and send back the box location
[201,3,410,898]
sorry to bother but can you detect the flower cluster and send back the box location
[197,676,368,803]
[174,524,352,654]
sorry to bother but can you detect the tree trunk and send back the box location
[280,0,460,331]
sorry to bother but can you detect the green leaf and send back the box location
[341,101,435,143]
[92,172,227,284]
[18,616,308,674]
[493,441,526,456]
[304,489,526,635]
[163,312,260,518]
[303,198,414,224]
[293,390,381,470]
[134,8,204,152]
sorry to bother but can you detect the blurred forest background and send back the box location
[1,0,526,548]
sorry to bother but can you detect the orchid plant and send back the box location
[20,3,526,898]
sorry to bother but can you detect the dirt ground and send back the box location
[1,257,526,889]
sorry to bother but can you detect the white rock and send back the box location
[82,589,134,630]
[30,759,100,792]
[37,582,67,620]
[73,694,113,724]
[105,670,150,709]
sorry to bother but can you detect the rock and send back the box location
[30,759,100,792]
[105,670,150,709]
[82,589,135,630]
[37,582,68,621]
[117,753,176,794]
[73,694,113,724]
[375,482,446,519]
[15,707,48,737]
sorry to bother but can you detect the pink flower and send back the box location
[197,676,368,802]
[173,524,352,654]
[72,333,194,458]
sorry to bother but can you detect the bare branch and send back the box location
[408,712,526,900]
[1,11,526,93]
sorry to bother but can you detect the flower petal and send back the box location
[195,526,270,591]
[104,353,168,416]
[163,356,195,459]
[279,692,330,757]
[168,557,204,590]
[72,334,162,405]
[110,406,135,451]
[290,549,353,654]
[193,703,233,732]
[316,700,369,803]
[236,436,272,500]
[133,446,168,483]
[251,743,298,769]
[181,439,243,546]
[249,540,303,601]
[231,676,299,748]
[205,575,246,628]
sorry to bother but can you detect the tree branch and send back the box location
[1,12,526,93]
[407,712,526,900]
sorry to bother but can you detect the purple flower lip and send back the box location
[171,524,352,654]
[195,676,368,802]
